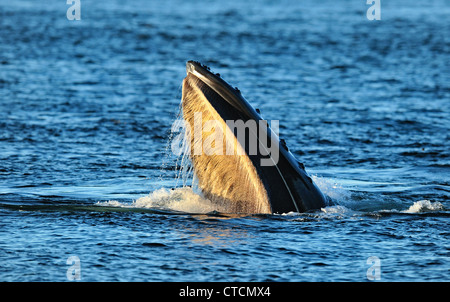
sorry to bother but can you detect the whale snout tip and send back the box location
[186,60,211,75]
[186,60,195,74]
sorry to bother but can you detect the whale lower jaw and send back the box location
[181,61,328,214]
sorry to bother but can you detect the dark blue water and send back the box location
[0,0,449,281]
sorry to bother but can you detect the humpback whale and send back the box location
[181,60,328,214]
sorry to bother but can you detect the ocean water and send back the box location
[0,0,449,282]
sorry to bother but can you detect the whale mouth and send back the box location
[181,60,328,214]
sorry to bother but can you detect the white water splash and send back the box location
[134,187,222,213]
[320,205,357,215]
[98,187,222,214]
[403,200,444,214]
[312,175,353,204]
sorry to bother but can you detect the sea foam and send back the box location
[98,187,222,214]
[403,200,444,214]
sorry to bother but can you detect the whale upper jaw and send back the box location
[181,60,329,214]
[186,61,258,121]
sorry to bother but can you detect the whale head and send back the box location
[181,60,328,214]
